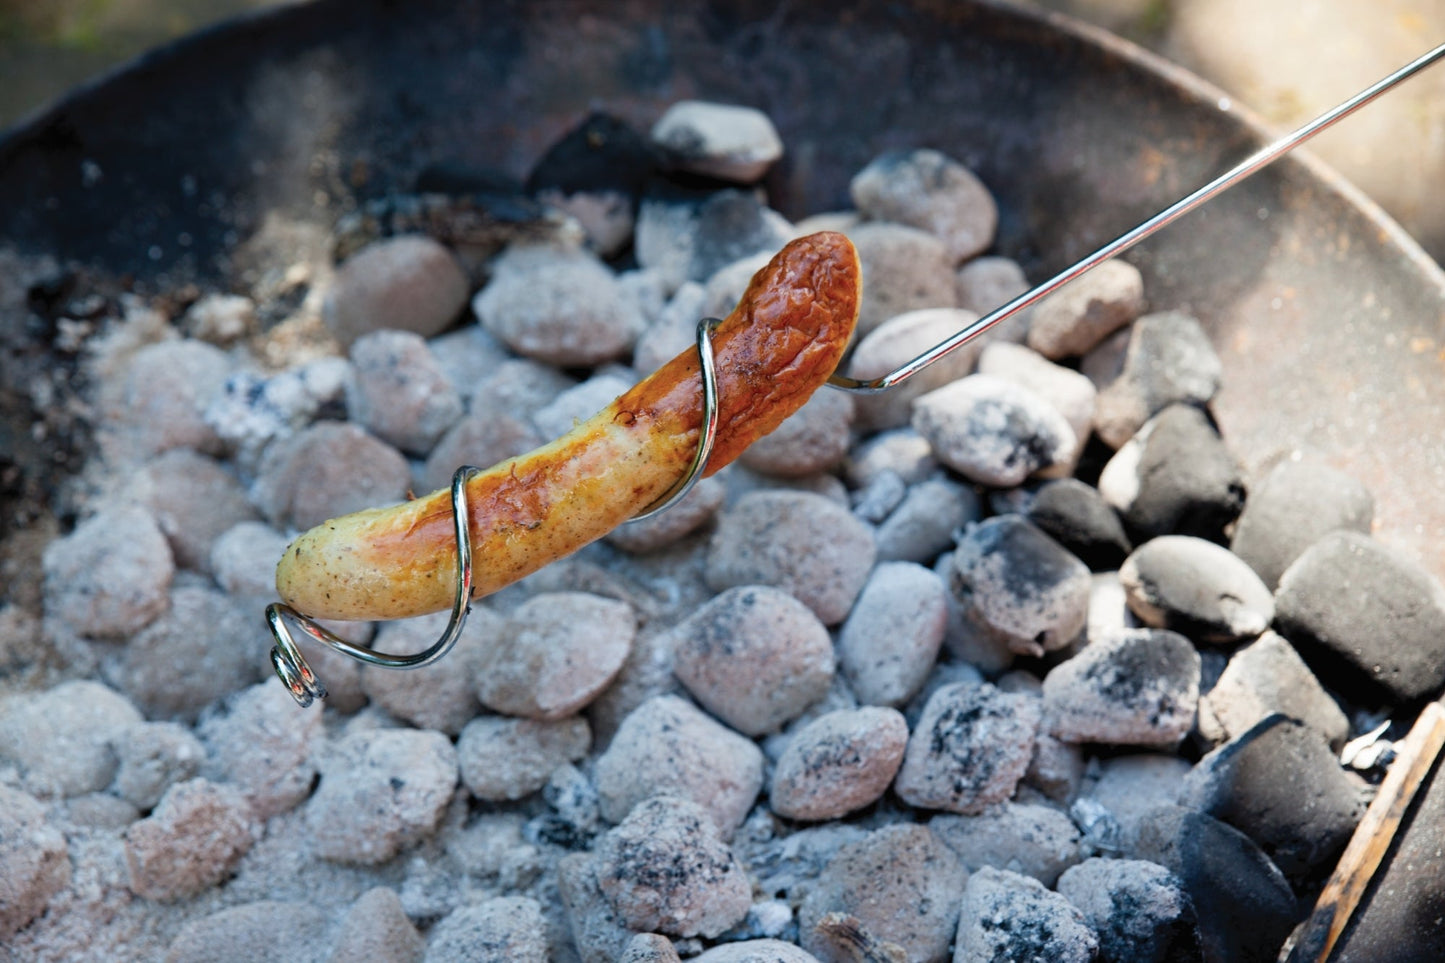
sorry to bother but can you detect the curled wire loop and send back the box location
[267,316,724,708]
[629,316,722,521]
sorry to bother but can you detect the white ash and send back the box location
[559,849,641,963]
[1056,858,1194,963]
[1025,730,1087,803]
[634,280,709,373]
[1042,628,1201,748]
[167,900,331,962]
[844,426,939,487]
[531,372,635,441]
[836,561,947,708]
[929,801,1084,887]
[593,795,753,938]
[538,762,605,846]
[953,867,1099,963]
[737,387,855,478]
[123,778,257,901]
[722,464,852,509]
[0,785,71,939]
[912,374,1076,487]
[693,939,821,962]
[701,251,774,319]
[196,682,322,819]
[42,504,174,639]
[769,707,909,822]
[474,242,643,365]
[894,682,1042,815]
[541,188,637,260]
[705,490,876,626]
[112,719,205,810]
[304,728,458,865]
[850,148,998,263]
[976,341,1097,477]
[345,329,464,455]
[1025,258,1145,359]
[1086,570,1138,642]
[95,339,232,459]
[359,606,499,734]
[115,584,261,723]
[792,210,861,236]
[250,421,411,531]
[0,679,143,798]
[457,714,591,802]
[323,234,470,347]
[651,100,784,183]
[948,514,1091,657]
[875,474,980,564]
[939,577,1017,674]
[634,188,792,294]
[203,356,352,472]
[797,823,967,963]
[425,323,512,397]
[469,356,577,422]
[18,100,1426,963]
[1081,754,1191,852]
[583,625,681,747]
[127,448,260,573]
[849,222,958,336]
[421,408,541,494]
[424,896,549,963]
[330,887,425,963]
[476,592,635,720]
[717,898,795,943]
[594,694,763,838]
[669,585,835,737]
[606,475,727,554]
[955,256,1032,340]
[59,793,141,834]
[850,468,907,523]
[182,293,256,345]
[617,268,669,331]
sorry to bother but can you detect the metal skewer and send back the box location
[827,41,1445,395]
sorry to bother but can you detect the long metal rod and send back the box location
[828,41,1445,394]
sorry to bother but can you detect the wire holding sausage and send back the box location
[266,231,862,703]
[267,316,723,708]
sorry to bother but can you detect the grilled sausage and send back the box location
[274,231,861,621]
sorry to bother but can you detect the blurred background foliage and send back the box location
[0,0,292,126]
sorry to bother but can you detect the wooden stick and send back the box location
[1281,701,1445,962]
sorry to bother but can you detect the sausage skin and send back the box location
[275,231,862,620]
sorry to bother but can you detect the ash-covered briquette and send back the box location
[9,98,1443,963]
[954,866,1099,963]
[929,802,1083,886]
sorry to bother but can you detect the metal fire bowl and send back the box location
[1,0,1442,583]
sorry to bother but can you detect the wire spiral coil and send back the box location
[266,317,722,708]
